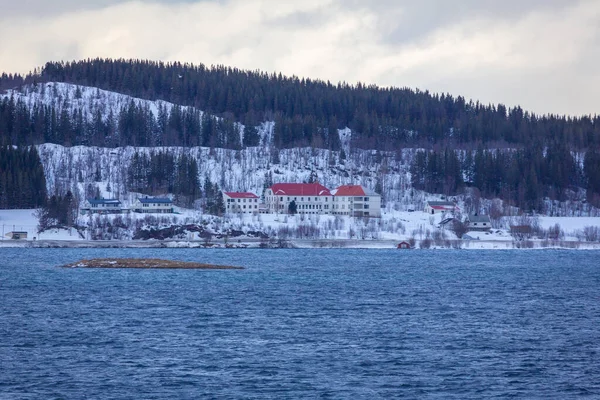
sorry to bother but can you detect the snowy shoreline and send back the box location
[2,209,600,250]
[1,238,599,250]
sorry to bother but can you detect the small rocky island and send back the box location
[61,258,244,269]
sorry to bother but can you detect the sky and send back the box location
[0,0,598,116]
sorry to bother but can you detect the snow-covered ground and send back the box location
[2,208,599,249]
[0,210,82,241]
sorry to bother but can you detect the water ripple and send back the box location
[1,249,599,398]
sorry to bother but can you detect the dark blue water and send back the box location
[1,249,599,399]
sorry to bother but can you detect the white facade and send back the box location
[331,185,381,217]
[132,197,174,213]
[262,183,381,217]
[81,199,123,214]
[223,192,260,214]
[264,191,332,215]
[264,183,332,215]
[467,215,492,231]
[331,195,381,217]
[424,201,457,215]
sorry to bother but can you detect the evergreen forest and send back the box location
[0,146,47,209]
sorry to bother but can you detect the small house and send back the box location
[424,201,458,215]
[223,192,260,214]
[397,241,411,249]
[81,198,123,214]
[132,197,174,213]
[6,231,28,240]
[466,214,492,231]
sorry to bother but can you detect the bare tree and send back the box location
[450,219,469,239]
[583,226,600,242]
[488,199,504,228]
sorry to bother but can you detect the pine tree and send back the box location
[288,200,297,215]
[243,124,260,147]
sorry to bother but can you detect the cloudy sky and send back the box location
[1,0,598,116]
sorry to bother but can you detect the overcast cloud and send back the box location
[0,0,598,116]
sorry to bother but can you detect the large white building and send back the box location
[262,183,382,217]
[332,185,381,218]
[223,192,260,214]
[264,183,332,215]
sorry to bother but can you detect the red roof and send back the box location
[270,183,331,196]
[334,185,366,196]
[224,192,259,199]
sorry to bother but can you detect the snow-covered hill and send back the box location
[3,82,202,124]
[36,142,415,209]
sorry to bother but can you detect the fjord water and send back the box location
[1,249,599,399]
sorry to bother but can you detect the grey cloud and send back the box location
[265,9,330,30]
[0,0,597,115]
[0,0,204,17]
[366,0,576,44]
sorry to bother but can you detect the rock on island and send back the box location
[61,258,244,269]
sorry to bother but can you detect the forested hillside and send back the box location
[1,58,599,150]
[0,58,599,212]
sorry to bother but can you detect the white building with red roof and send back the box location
[223,192,260,214]
[264,183,332,215]
[424,201,458,215]
[332,185,381,217]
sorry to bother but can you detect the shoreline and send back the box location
[1,238,599,250]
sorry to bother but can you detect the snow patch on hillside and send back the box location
[2,82,202,123]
